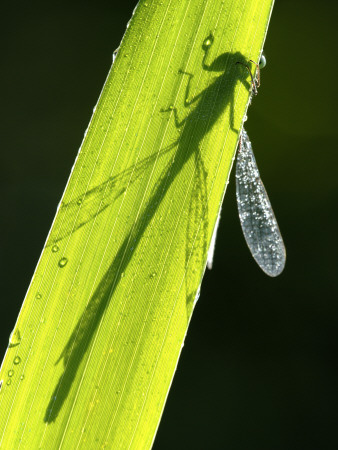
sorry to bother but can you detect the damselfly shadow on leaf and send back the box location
[44,35,283,423]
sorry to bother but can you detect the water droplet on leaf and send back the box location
[8,329,21,348]
[58,257,68,268]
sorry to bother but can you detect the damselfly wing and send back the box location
[236,129,286,277]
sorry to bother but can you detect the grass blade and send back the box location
[0,0,274,447]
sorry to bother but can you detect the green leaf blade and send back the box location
[0,0,274,447]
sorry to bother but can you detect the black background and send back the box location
[2,1,338,448]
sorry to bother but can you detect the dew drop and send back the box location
[13,356,21,365]
[20,375,25,381]
[77,198,83,205]
[112,48,119,62]
[52,245,59,253]
[58,257,68,268]
[8,370,14,377]
[150,272,157,279]
[8,329,21,348]
[203,33,214,49]
[36,293,42,299]
[6,379,11,386]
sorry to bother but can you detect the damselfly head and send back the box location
[259,54,266,69]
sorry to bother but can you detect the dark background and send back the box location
[2,1,338,448]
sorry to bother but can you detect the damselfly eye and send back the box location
[259,54,266,69]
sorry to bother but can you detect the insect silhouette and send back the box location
[44,37,285,424]
[50,35,285,278]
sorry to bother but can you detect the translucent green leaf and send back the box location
[0,0,274,447]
